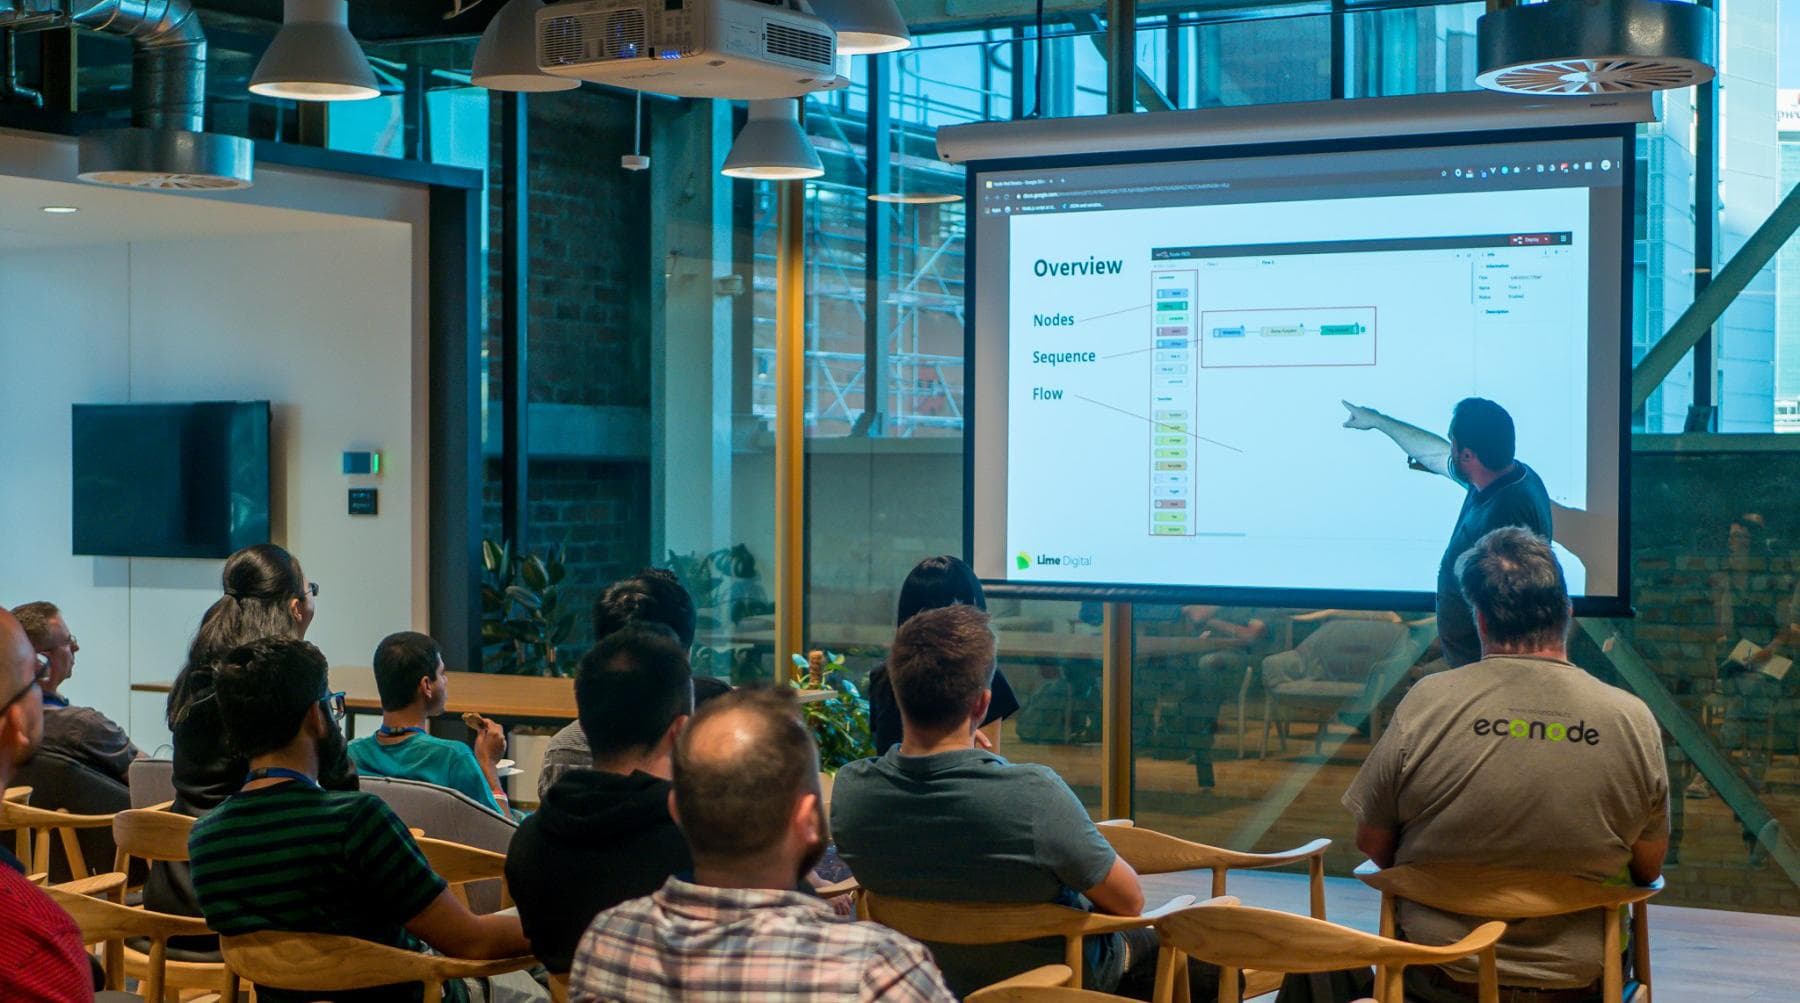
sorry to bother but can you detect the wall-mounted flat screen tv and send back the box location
[72,402,272,559]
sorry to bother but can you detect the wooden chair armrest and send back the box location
[3,785,30,802]
[1226,837,1332,868]
[1140,895,1199,920]
[1088,895,1234,934]
[975,965,1075,992]
[51,871,127,898]
[1096,818,1134,828]
[1353,859,1383,880]
[815,877,859,898]
[143,800,174,811]
[430,954,539,981]
[27,871,47,885]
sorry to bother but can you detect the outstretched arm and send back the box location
[1342,401,1453,480]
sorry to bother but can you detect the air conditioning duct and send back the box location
[0,0,253,189]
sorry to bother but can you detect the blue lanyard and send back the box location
[377,725,425,738]
[244,767,320,789]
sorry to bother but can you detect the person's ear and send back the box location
[304,701,330,739]
[1473,609,1490,643]
[790,791,821,844]
[666,788,682,828]
[972,688,993,729]
[662,714,689,750]
[288,597,305,623]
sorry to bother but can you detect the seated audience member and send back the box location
[12,601,140,783]
[866,556,1019,754]
[349,631,509,815]
[833,605,1219,1000]
[1344,527,1670,1003]
[188,637,526,1003]
[570,687,953,1003]
[507,624,695,973]
[150,544,354,933]
[539,569,698,798]
[0,608,94,1003]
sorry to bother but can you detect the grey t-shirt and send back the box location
[538,721,591,801]
[830,747,1122,996]
[1343,655,1670,988]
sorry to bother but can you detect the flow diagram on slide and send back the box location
[1000,185,1595,592]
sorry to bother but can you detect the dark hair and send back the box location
[10,602,61,651]
[372,632,442,712]
[1455,526,1570,653]
[889,605,997,731]
[214,637,329,759]
[693,676,733,707]
[168,544,308,728]
[594,569,697,649]
[672,686,818,862]
[1448,398,1516,471]
[576,623,694,760]
[896,555,987,627]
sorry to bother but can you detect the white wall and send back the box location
[0,222,418,752]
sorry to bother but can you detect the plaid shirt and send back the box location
[569,877,954,1003]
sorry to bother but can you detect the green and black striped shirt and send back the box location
[188,780,451,1003]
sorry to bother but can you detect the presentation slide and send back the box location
[967,133,1628,609]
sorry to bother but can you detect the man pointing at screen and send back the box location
[1343,397,1552,668]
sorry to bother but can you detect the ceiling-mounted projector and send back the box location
[536,0,837,98]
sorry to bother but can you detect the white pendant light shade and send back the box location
[806,0,910,55]
[250,0,380,102]
[1476,0,1715,95]
[722,100,824,180]
[474,0,580,92]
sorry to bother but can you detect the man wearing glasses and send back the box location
[0,607,96,1001]
[12,601,141,784]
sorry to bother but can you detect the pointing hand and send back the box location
[1341,400,1381,430]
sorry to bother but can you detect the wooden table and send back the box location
[131,667,834,728]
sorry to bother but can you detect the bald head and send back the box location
[0,609,45,785]
[671,687,819,863]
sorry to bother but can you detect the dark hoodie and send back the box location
[505,769,691,973]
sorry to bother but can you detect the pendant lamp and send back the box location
[250,0,380,102]
[722,99,824,180]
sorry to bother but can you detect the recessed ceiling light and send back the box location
[41,206,80,215]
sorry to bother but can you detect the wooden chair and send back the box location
[46,875,212,1002]
[1355,861,1661,1003]
[861,890,1218,989]
[1099,823,1331,999]
[414,834,511,912]
[219,930,535,1003]
[1152,903,1505,1003]
[0,794,116,880]
[110,807,235,1000]
[966,966,1108,1001]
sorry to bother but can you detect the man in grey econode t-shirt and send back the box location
[1343,527,1668,1001]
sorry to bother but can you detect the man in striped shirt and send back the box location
[569,687,953,1003]
[187,636,528,1003]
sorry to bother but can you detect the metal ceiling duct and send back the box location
[1476,0,1716,96]
[14,0,256,188]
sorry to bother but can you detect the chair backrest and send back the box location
[220,930,534,1003]
[1099,824,1331,914]
[861,891,1157,988]
[0,794,117,880]
[113,807,195,871]
[128,759,177,809]
[13,750,130,883]
[414,834,509,913]
[1156,904,1505,1003]
[47,878,213,1001]
[1295,620,1408,681]
[359,775,516,847]
[1356,862,1661,1003]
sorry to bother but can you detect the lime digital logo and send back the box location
[1016,552,1031,570]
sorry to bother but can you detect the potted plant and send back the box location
[790,650,874,772]
[480,538,576,676]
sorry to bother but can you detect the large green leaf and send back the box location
[505,585,543,611]
[520,555,549,592]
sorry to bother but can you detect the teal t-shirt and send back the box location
[349,731,503,814]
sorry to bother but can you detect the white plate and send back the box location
[495,766,523,778]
